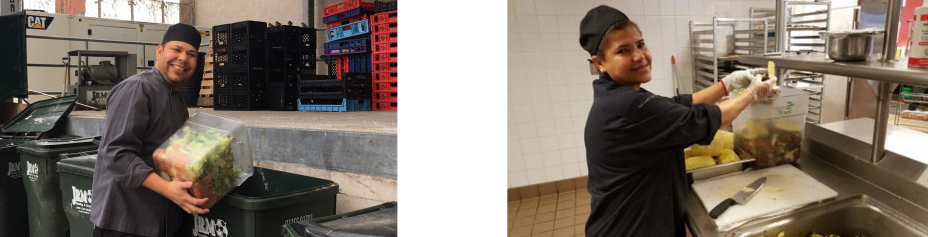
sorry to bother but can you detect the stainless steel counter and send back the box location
[686,119,928,236]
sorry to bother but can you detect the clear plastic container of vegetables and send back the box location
[152,112,253,208]
[733,87,809,168]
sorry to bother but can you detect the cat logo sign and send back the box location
[26,15,54,30]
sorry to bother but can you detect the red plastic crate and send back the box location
[335,55,350,79]
[323,0,374,18]
[325,14,369,30]
[373,62,397,72]
[372,42,397,53]
[372,32,397,43]
[371,11,397,25]
[372,52,397,63]
[372,22,397,34]
[372,72,397,82]
[373,81,397,92]
[372,91,397,102]
[372,100,397,111]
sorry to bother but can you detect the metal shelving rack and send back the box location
[689,18,772,92]
[781,1,831,124]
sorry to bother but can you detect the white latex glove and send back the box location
[746,78,777,100]
[721,68,768,93]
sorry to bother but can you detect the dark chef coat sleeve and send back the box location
[100,80,154,190]
[622,92,723,150]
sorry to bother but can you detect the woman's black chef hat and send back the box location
[578,5,630,56]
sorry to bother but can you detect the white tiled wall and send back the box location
[507,0,775,188]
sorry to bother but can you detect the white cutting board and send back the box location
[692,165,837,231]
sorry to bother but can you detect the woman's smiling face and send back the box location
[592,25,652,87]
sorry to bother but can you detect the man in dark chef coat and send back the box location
[91,23,207,237]
[579,5,777,237]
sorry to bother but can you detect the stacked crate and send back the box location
[370,8,397,111]
[298,0,375,112]
[214,20,268,111]
[374,0,397,13]
[266,25,315,111]
[212,24,233,110]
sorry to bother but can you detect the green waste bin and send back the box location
[181,167,339,237]
[1,95,80,237]
[280,202,398,237]
[18,136,98,237]
[57,151,98,237]
[1,141,29,237]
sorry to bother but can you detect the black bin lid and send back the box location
[58,155,97,177]
[17,136,98,156]
[1,95,79,140]
[290,207,398,237]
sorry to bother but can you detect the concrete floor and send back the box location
[69,108,397,134]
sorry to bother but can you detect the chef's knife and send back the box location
[709,176,767,219]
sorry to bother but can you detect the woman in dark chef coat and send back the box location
[578,5,776,237]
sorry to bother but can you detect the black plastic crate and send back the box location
[267,67,301,84]
[299,73,372,100]
[231,66,267,89]
[298,83,372,99]
[301,50,316,69]
[298,85,371,100]
[267,48,302,69]
[231,44,267,67]
[298,91,345,100]
[214,88,233,110]
[212,24,231,47]
[344,72,372,81]
[374,1,397,13]
[213,68,232,89]
[267,25,302,49]
[230,20,267,46]
[322,56,337,77]
[301,28,316,48]
[232,88,266,110]
[268,82,299,111]
[300,73,371,87]
[214,46,231,69]
[301,74,336,81]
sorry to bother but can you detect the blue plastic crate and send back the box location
[324,38,370,56]
[349,53,371,72]
[324,38,369,50]
[322,8,373,24]
[326,20,371,41]
[297,98,371,112]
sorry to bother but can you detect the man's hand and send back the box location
[721,68,767,93]
[142,172,209,214]
[164,181,210,214]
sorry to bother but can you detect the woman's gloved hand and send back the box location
[746,78,777,100]
[721,68,768,93]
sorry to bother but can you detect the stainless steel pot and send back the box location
[819,29,884,61]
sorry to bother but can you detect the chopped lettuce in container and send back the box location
[153,125,243,209]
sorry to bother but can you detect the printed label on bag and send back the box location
[7,162,21,178]
[192,214,229,237]
[25,161,38,182]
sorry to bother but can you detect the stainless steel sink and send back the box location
[726,195,928,237]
